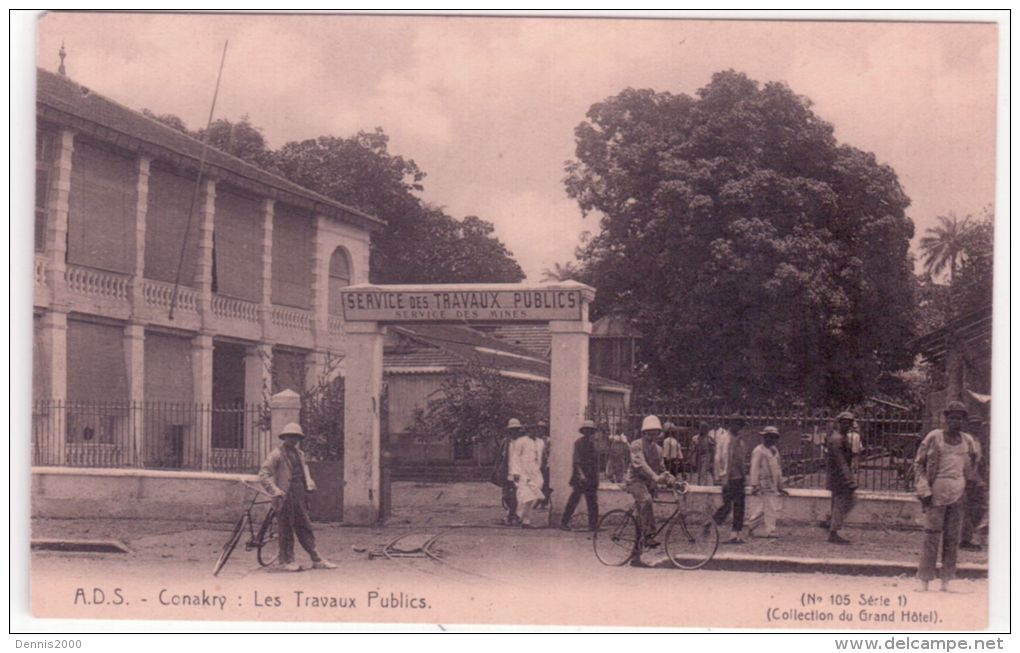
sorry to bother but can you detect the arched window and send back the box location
[328,247,352,315]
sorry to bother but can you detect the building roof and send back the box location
[913,304,993,362]
[36,67,385,233]
[383,323,630,393]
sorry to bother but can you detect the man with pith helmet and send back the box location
[258,422,337,572]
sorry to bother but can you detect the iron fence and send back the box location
[588,404,924,492]
[32,400,271,473]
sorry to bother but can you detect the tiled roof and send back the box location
[36,68,384,232]
[383,323,629,392]
[471,324,551,356]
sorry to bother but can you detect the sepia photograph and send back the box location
[13,9,1006,636]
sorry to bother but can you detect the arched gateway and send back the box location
[339,282,595,525]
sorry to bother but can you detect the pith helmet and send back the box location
[579,420,597,433]
[506,418,524,430]
[279,422,305,439]
[640,415,663,432]
[943,401,969,417]
[836,411,855,421]
[760,425,781,437]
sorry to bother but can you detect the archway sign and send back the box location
[338,281,595,525]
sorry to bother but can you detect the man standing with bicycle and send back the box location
[626,415,674,553]
[258,422,337,572]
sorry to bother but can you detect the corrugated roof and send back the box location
[36,68,384,232]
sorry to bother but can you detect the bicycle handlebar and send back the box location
[241,478,276,498]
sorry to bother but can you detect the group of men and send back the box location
[250,401,987,590]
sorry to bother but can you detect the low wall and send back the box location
[597,483,923,528]
[32,465,345,523]
[31,467,922,528]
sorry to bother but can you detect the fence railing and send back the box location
[588,404,924,492]
[32,400,272,473]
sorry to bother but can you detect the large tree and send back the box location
[565,71,916,406]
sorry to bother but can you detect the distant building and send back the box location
[382,323,631,466]
[913,304,993,430]
[33,67,383,470]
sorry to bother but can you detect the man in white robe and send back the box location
[509,420,545,528]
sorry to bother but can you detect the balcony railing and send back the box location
[327,316,344,334]
[271,306,313,330]
[212,294,260,323]
[35,255,47,285]
[142,279,199,313]
[65,265,130,301]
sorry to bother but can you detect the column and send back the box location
[191,333,214,470]
[124,323,145,466]
[308,215,327,347]
[342,321,385,525]
[36,310,68,465]
[194,178,217,325]
[130,156,151,314]
[269,390,301,442]
[259,198,275,340]
[548,305,592,524]
[46,129,75,305]
[244,343,273,462]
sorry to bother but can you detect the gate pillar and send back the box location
[548,296,592,524]
[342,321,386,525]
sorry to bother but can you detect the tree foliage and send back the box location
[407,363,549,453]
[564,71,917,406]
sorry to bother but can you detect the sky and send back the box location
[35,12,1000,281]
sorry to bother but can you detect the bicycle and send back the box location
[213,479,279,576]
[593,480,719,569]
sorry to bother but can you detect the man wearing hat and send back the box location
[560,420,601,531]
[508,417,545,527]
[258,422,336,571]
[746,426,789,538]
[825,411,859,545]
[626,415,674,551]
[492,418,522,525]
[913,401,981,591]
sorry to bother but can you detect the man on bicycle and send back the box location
[258,422,337,572]
[625,415,675,551]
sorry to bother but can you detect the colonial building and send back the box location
[32,67,383,471]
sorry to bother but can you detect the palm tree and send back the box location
[919,213,974,284]
[540,261,581,282]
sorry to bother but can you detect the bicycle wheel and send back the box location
[593,510,639,566]
[664,509,719,570]
[255,508,278,567]
[213,515,246,576]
